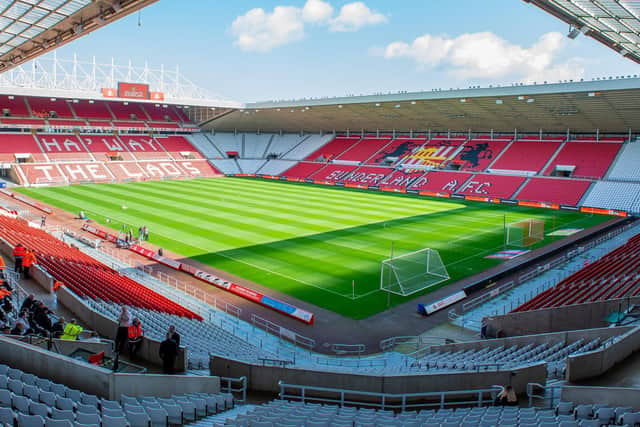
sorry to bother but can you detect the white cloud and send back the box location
[302,0,333,23]
[329,2,387,32]
[381,31,584,82]
[232,1,386,52]
[231,6,304,52]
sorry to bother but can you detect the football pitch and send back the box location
[17,178,610,319]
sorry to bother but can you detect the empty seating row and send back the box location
[582,181,640,213]
[0,363,232,427]
[0,94,190,124]
[513,233,640,312]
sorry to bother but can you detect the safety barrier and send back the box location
[278,381,502,411]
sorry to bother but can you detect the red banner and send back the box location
[150,91,165,101]
[118,82,150,100]
[101,88,117,98]
[580,207,628,217]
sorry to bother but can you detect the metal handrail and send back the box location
[278,381,501,411]
[219,376,247,403]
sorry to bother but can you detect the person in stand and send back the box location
[22,248,37,280]
[0,254,5,280]
[115,306,131,353]
[159,332,178,374]
[168,325,180,347]
[51,317,65,338]
[20,294,36,313]
[127,318,143,358]
[13,243,26,274]
[60,319,83,341]
[496,385,518,406]
[40,216,46,227]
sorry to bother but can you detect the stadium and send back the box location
[0,0,639,426]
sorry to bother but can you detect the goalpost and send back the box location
[506,218,545,247]
[380,247,450,296]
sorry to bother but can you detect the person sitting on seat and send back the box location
[496,385,518,406]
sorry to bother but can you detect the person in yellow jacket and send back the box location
[60,319,83,340]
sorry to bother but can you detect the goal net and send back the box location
[380,248,449,296]
[506,219,545,247]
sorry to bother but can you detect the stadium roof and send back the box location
[526,0,640,64]
[198,78,640,133]
[0,0,157,72]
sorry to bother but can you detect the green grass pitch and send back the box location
[17,177,611,319]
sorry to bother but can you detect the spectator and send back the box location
[22,248,37,280]
[33,303,52,334]
[60,319,83,341]
[168,325,180,346]
[13,243,25,274]
[51,317,65,338]
[127,318,143,358]
[10,322,25,336]
[2,297,14,315]
[496,385,518,406]
[0,254,5,279]
[40,216,46,227]
[115,306,131,353]
[20,294,35,313]
[159,332,178,374]
[16,311,32,334]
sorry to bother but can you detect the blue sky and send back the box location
[50,0,639,103]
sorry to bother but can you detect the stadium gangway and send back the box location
[526,382,565,410]
[278,381,502,411]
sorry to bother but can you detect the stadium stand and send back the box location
[71,99,113,119]
[515,177,592,206]
[155,136,204,159]
[209,158,242,175]
[309,164,358,181]
[490,139,563,175]
[236,159,267,174]
[207,133,242,158]
[255,159,298,176]
[242,133,273,158]
[607,139,640,181]
[267,134,309,158]
[378,169,425,189]
[0,134,48,162]
[35,134,94,161]
[0,118,46,127]
[544,140,622,179]
[582,181,640,213]
[27,97,75,118]
[106,101,149,121]
[334,136,392,162]
[16,164,68,186]
[408,171,473,193]
[0,215,201,319]
[341,166,393,186]
[400,136,466,169]
[451,136,512,172]
[0,361,233,426]
[513,234,640,312]
[79,134,137,161]
[141,103,183,122]
[117,135,170,160]
[46,119,88,128]
[0,95,30,116]
[457,173,526,199]
[280,161,326,179]
[303,136,360,161]
[367,136,426,165]
[279,134,334,160]
[186,133,222,158]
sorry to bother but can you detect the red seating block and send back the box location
[378,169,426,189]
[451,138,511,171]
[491,140,562,173]
[341,166,393,186]
[0,95,30,116]
[0,134,47,162]
[36,134,93,161]
[516,177,591,206]
[408,171,473,193]
[155,136,204,159]
[118,135,170,160]
[335,137,392,162]
[72,100,113,119]
[106,101,149,120]
[543,142,622,179]
[304,136,360,161]
[367,137,426,165]
[79,134,136,161]
[28,97,74,118]
[457,174,526,199]
[309,164,358,181]
[281,162,326,179]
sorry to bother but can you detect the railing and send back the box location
[526,382,564,409]
[380,335,455,353]
[219,376,247,403]
[251,314,315,351]
[331,343,365,355]
[278,381,502,411]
